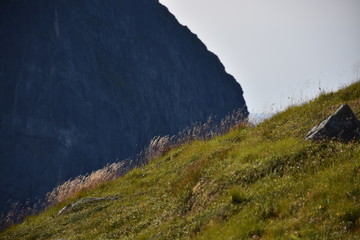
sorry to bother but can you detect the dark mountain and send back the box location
[0,0,247,216]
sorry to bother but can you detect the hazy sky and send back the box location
[159,0,360,113]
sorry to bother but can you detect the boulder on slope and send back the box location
[306,104,360,142]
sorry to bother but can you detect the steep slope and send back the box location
[0,0,247,215]
[1,82,359,239]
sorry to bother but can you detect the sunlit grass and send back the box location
[1,81,359,239]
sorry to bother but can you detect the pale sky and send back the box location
[159,0,360,114]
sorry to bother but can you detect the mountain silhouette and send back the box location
[0,0,247,216]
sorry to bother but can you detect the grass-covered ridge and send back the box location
[1,82,359,240]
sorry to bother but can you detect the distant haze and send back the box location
[159,0,360,114]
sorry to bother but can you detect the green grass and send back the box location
[1,82,359,240]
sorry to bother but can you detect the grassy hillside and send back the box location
[1,82,359,240]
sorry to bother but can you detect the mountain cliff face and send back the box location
[0,0,247,215]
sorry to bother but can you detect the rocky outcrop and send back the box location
[306,104,360,141]
[57,197,119,216]
[0,0,247,216]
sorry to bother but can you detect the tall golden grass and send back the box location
[0,108,247,229]
[47,109,248,206]
[46,161,126,205]
[144,109,248,161]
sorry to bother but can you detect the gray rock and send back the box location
[306,104,360,141]
[57,197,119,216]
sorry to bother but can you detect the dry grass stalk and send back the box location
[143,108,248,162]
[46,161,126,206]
[0,200,43,230]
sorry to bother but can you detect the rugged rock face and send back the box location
[0,0,247,215]
[306,104,360,141]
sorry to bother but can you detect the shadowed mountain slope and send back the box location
[0,0,247,216]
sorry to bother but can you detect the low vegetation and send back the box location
[1,82,359,239]
[46,109,247,206]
